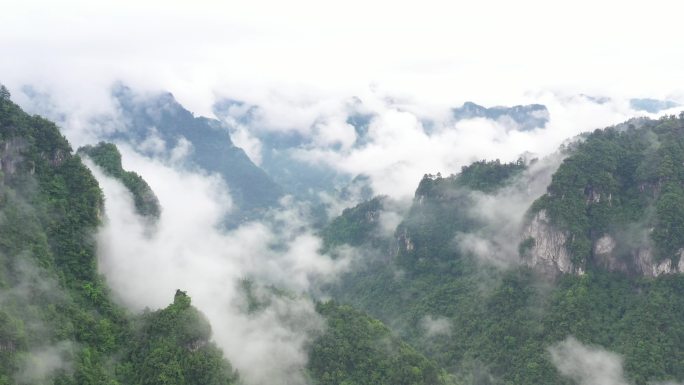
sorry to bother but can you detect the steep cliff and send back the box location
[522,114,684,276]
[78,142,161,220]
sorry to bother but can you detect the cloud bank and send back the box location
[87,148,351,385]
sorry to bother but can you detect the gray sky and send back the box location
[3,0,684,198]
[3,0,684,116]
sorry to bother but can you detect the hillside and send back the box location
[0,87,455,385]
[323,119,684,384]
[109,85,283,222]
[0,89,238,384]
[524,114,684,276]
[78,142,161,220]
[4,81,684,385]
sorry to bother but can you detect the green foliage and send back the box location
[0,93,127,383]
[320,196,388,252]
[0,85,9,100]
[0,95,237,384]
[531,116,684,264]
[309,301,449,385]
[455,158,526,193]
[326,132,684,384]
[78,142,161,219]
[119,291,238,385]
[331,257,684,385]
[391,159,525,272]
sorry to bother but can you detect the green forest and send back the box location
[324,119,684,384]
[0,87,455,385]
[2,85,684,385]
[78,142,161,219]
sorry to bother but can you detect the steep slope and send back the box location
[1,86,466,385]
[324,144,684,384]
[120,290,238,385]
[78,142,161,220]
[523,114,684,276]
[309,301,449,385]
[213,98,353,205]
[110,85,282,221]
[0,88,126,384]
[0,88,237,384]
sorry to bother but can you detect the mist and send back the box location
[86,149,351,385]
[550,337,683,385]
[4,1,684,383]
[454,152,566,267]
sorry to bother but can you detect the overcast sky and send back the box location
[3,0,684,116]
[3,0,684,199]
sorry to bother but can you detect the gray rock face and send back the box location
[523,225,684,277]
[593,234,684,277]
[0,138,30,178]
[521,210,582,276]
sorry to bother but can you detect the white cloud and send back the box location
[16,341,75,384]
[87,148,351,385]
[3,0,683,204]
[549,337,627,385]
[2,0,684,121]
[550,336,684,385]
[420,315,452,338]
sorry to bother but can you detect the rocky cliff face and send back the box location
[0,138,31,178]
[521,215,684,277]
[520,210,584,276]
[593,234,684,277]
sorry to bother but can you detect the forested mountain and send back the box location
[324,116,684,384]
[78,142,161,220]
[308,301,449,385]
[0,87,455,384]
[5,80,684,385]
[0,88,240,384]
[524,114,684,276]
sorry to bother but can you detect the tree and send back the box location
[0,85,9,100]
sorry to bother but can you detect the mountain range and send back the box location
[2,84,684,384]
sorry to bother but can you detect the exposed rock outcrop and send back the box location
[0,138,28,177]
[521,210,583,276]
[593,234,684,277]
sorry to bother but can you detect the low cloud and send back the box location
[420,315,452,338]
[456,153,565,267]
[16,341,75,384]
[549,337,684,385]
[549,337,627,385]
[88,146,351,385]
[288,91,643,200]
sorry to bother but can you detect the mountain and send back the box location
[78,142,161,220]
[629,98,680,113]
[108,85,283,222]
[452,101,549,131]
[309,301,449,385]
[213,99,351,203]
[523,115,684,276]
[0,86,455,385]
[121,290,239,385]
[5,80,684,385]
[0,87,238,384]
[323,118,684,384]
